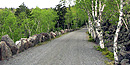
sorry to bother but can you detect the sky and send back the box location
[0,0,75,9]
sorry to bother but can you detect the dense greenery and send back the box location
[0,2,86,42]
[0,0,130,64]
[76,0,130,64]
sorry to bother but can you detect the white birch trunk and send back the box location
[95,0,98,24]
[91,0,96,39]
[95,0,97,18]
[80,3,96,38]
[92,0,95,21]
[95,0,98,39]
[88,11,96,38]
[95,0,104,49]
[114,0,123,64]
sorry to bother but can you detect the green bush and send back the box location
[88,37,95,42]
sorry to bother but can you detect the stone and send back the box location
[21,38,32,50]
[41,33,51,40]
[50,32,56,38]
[40,35,45,42]
[0,41,12,60]
[60,30,64,34]
[30,35,39,45]
[64,29,68,33]
[36,34,43,43]
[27,37,34,47]
[1,35,18,55]
[67,29,70,32]
[125,43,130,51]
[58,32,61,36]
[18,38,26,52]
[55,31,58,36]
[15,41,21,50]
[121,59,129,65]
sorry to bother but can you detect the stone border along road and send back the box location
[0,28,108,65]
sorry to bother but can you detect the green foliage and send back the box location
[87,32,95,42]
[94,46,114,61]
[88,37,95,42]
[105,60,114,65]
[15,2,31,17]
[54,1,67,29]
[65,6,73,29]
[86,31,89,34]
[0,1,89,42]
[0,8,17,41]
[104,41,109,45]
[0,6,57,42]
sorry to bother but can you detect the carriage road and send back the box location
[0,28,108,65]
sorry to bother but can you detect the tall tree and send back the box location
[113,0,123,64]
[15,2,31,18]
[54,0,67,30]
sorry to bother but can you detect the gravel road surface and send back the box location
[0,28,107,65]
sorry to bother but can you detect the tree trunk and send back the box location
[95,0,104,49]
[95,0,97,18]
[92,0,95,22]
[88,11,96,38]
[114,0,123,64]
[67,24,69,29]
[91,0,96,39]
[57,21,60,31]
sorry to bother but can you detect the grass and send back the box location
[105,60,114,65]
[86,31,95,42]
[88,36,95,42]
[86,31,114,64]
[94,46,114,60]
[94,46,114,65]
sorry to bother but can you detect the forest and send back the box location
[0,1,86,42]
[0,0,130,64]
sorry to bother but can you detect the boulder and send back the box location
[58,32,61,36]
[55,31,58,36]
[36,34,43,43]
[67,29,70,32]
[121,59,129,65]
[0,41,12,60]
[40,35,45,42]
[29,35,39,45]
[28,35,37,46]
[41,33,51,40]
[15,39,28,53]
[69,29,72,32]
[15,41,22,53]
[1,35,18,55]
[64,29,68,33]
[19,38,32,49]
[21,38,33,50]
[60,30,64,34]
[50,32,56,38]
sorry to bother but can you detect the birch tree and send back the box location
[95,0,106,49]
[113,0,123,64]
[91,0,97,39]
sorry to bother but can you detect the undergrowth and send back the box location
[94,46,114,60]
[94,46,114,65]
[86,31,95,42]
